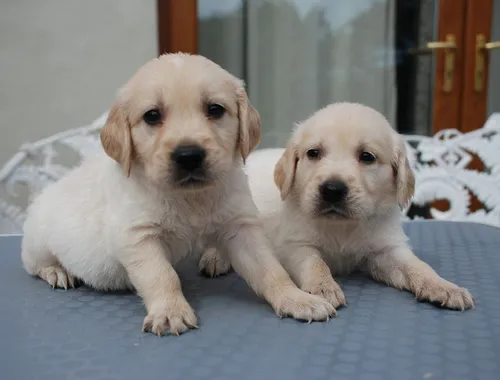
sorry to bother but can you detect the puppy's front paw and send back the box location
[39,265,76,290]
[302,279,346,309]
[272,287,337,322]
[199,247,231,278]
[414,280,475,311]
[142,297,198,336]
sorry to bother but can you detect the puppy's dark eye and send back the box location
[306,148,321,160]
[206,103,225,119]
[143,109,162,126]
[359,151,376,164]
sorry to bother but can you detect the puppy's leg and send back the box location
[222,224,336,321]
[119,238,197,336]
[21,248,76,290]
[366,245,474,310]
[281,246,345,309]
[199,247,232,278]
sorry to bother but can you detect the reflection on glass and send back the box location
[487,0,500,115]
[198,0,245,79]
[199,0,437,147]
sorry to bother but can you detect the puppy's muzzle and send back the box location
[171,144,210,188]
[317,179,351,217]
[172,145,207,173]
[171,144,206,172]
[320,180,348,204]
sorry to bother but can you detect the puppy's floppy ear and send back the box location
[274,141,298,201]
[392,135,415,209]
[236,86,261,163]
[100,99,133,177]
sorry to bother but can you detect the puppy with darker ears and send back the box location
[21,54,335,336]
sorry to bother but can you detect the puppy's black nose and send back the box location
[171,145,206,172]
[320,180,349,203]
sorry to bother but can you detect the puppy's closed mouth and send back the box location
[317,205,351,219]
[175,174,211,189]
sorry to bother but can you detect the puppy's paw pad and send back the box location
[417,281,475,311]
[303,280,346,309]
[142,301,198,336]
[199,248,231,278]
[274,288,337,322]
[39,265,76,290]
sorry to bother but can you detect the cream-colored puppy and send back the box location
[21,53,335,336]
[201,102,474,312]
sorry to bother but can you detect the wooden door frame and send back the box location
[460,0,493,132]
[157,0,198,55]
[431,0,467,133]
[431,0,493,134]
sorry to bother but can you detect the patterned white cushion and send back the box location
[1,113,499,234]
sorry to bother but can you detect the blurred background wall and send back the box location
[0,0,157,165]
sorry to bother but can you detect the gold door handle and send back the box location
[475,34,500,92]
[408,34,456,93]
[426,40,457,50]
[484,41,500,50]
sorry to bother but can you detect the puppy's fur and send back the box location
[202,103,474,312]
[21,54,335,336]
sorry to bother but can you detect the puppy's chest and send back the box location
[158,201,227,237]
[314,229,374,271]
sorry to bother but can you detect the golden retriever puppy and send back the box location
[201,102,474,313]
[21,54,335,336]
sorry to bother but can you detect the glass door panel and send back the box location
[487,0,500,116]
[198,0,445,148]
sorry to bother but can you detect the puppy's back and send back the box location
[22,154,110,266]
[245,148,284,229]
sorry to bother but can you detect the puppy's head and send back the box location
[274,103,415,220]
[100,53,261,191]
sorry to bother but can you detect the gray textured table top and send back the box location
[1,221,500,380]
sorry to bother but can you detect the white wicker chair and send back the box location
[403,113,500,226]
[1,112,499,234]
[0,112,107,234]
